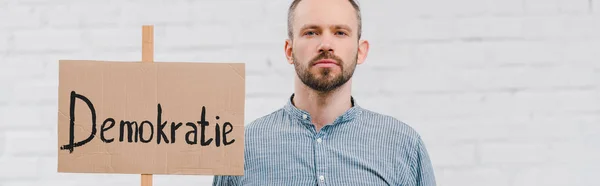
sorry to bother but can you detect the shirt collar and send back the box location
[283,93,363,125]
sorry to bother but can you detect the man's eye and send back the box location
[304,31,317,36]
[336,31,348,36]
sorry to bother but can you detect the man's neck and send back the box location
[292,78,354,132]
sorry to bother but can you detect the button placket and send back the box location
[314,130,327,185]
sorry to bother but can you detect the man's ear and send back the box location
[285,39,294,64]
[357,39,369,65]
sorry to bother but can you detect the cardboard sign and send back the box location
[57,60,245,176]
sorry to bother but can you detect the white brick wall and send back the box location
[1,0,599,185]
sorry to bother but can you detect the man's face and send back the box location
[286,0,367,92]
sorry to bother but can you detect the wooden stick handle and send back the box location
[141,25,154,186]
[141,174,153,186]
[142,25,154,62]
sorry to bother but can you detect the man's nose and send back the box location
[318,35,334,53]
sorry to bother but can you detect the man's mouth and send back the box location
[313,59,339,67]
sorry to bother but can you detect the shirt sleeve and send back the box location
[212,175,240,186]
[411,136,437,186]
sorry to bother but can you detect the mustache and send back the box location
[309,51,343,66]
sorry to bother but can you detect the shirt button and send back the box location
[316,138,322,143]
[302,114,307,120]
[319,175,325,182]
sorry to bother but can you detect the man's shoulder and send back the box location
[244,108,287,130]
[358,108,423,141]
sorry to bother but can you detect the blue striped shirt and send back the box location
[213,94,436,186]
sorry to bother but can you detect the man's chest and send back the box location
[242,128,413,186]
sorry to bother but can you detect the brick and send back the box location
[388,18,456,41]
[228,45,289,75]
[486,41,563,64]
[564,41,600,65]
[420,118,530,143]
[581,114,600,146]
[246,73,295,96]
[455,16,523,39]
[438,167,510,186]
[0,54,19,103]
[524,0,560,15]
[476,66,595,90]
[0,84,14,105]
[359,1,421,20]
[14,29,83,52]
[522,16,565,38]
[427,144,477,167]
[0,6,42,29]
[487,0,525,16]
[76,51,141,63]
[120,0,191,25]
[480,142,549,164]
[37,157,133,184]
[512,165,593,186]
[88,27,140,50]
[10,0,69,4]
[396,0,488,18]
[5,130,54,157]
[427,0,488,17]
[36,1,121,28]
[364,43,415,69]
[70,1,120,27]
[162,26,234,49]
[0,31,9,51]
[523,114,590,141]
[374,65,595,93]
[412,42,486,68]
[375,67,463,93]
[400,92,594,142]
[509,90,599,114]
[0,157,38,180]
[12,79,57,106]
[557,0,591,14]
[38,5,78,28]
[1,55,48,80]
[0,132,5,156]
[232,21,287,45]
[0,106,44,130]
[189,1,265,25]
[564,40,600,64]
[467,90,598,119]
[263,0,291,22]
[548,140,589,164]
[563,15,600,39]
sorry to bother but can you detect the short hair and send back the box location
[287,0,362,40]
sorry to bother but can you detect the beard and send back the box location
[293,50,358,92]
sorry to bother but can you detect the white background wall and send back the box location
[1,0,599,185]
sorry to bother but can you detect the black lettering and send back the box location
[223,122,235,146]
[185,122,198,144]
[215,122,221,147]
[170,122,183,143]
[60,91,98,153]
[119,121,138,142]
[139,120,154,143]
[198,106,213,146]
[157,104,169,144]
[101,118,115,143]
